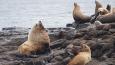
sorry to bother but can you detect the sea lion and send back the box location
[97,4,112,15]
[67,44,91,65]
[73,2,91,24]
[97,7,109,15]
[95,0,103,14]
[18,21,50,55]
[96,8,115,23]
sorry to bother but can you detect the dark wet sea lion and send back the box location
[96,8,115,23]
[95,0,103,14]
[73,2,91,24]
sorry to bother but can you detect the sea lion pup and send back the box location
[96,8,115,23]
[73,2,91,24]
[95,0,103,14]
[67,44,91,65]
[18,21,50,55]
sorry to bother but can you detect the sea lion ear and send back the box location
[74,2,77,7]
[106,4,111,12]
[38,21,45,30]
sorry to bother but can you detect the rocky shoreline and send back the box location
[0,25,115,65]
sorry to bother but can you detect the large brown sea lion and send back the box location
[18,21,50,55]
[96,8,115,23]
[67,44,91,65]
[73,2,91,24]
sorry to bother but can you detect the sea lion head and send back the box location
[98,8,109,15]
[74,2,80,9]
[74,2,77,7]
[80,43,91,52]
[32,21,45,33]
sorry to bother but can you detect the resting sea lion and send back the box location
[98,7,109,15]
[96,8,115,23]
[67,44,91,65]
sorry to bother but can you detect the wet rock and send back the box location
[95,30,111,37]
[109,29,115,33]
[2,27,29,35]
[65,29,76,40]
[66,23,73,27]
[71,22,91,29]
[74,32,84,38]
[50,39,67,49]
[0,26,115,65]
[1,36,27,46]
[86,59,101,65]
[51,56,63,62]
[66,44,81,55]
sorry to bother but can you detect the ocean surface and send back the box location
[0,0,115,29]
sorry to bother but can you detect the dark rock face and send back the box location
[0,27,115,65]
